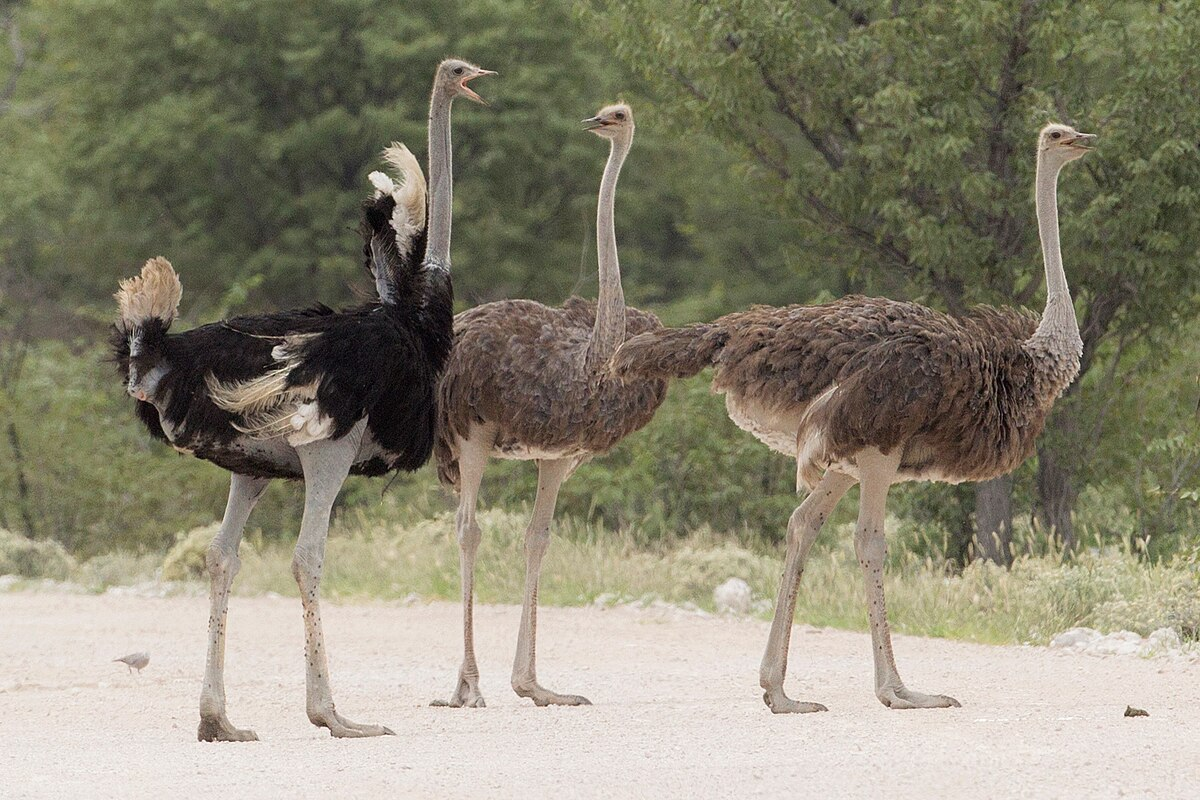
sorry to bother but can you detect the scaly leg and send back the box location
[293,422,394,737]
[198,473,269,742]
[855,448,959,710]
[511,458,587,706]
[431,436,490,708]
[760,470,854,713]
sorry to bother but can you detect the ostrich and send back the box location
[431,104,666,708]
[111,59,493,740]
[611,123,1094,712]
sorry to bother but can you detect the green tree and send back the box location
[3,0,809,552]
[28,0,793,316]
[587,0,1200,557]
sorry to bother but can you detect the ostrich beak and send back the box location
[460,69,496,104]
[581,116,607,131]
[1067,132,1096,150]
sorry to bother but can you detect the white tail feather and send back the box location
[115,257,182,328]
[379,142,426,260]
[368,171,395,197]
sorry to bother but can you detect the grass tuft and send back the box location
[5,499,1195,646]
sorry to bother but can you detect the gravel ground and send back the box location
[1,591,1197,799]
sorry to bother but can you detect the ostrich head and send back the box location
[582,103,634,140]
[436,58,495,104]
[1039,123,1096,167]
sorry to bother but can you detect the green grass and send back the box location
[6,501,1198,646]
[152,499,1200,645]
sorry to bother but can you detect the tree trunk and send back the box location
[1036,443,1077,551]
[6,419,36,537]
[974,475,1013,565]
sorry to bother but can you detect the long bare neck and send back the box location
[586,134,632,368]
[425,86,454,268]
[1024,150,1082,397]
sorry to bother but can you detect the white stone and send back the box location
[713,577,752,615]
[1049,627,1101,649]
[1139,627,1183,657]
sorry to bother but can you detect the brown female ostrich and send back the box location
[432,104,665,708]
[612,123,1094,713]
[112,59,492,740]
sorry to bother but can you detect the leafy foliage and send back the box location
[585,0,1200,544]
[0,0,1197,562]
[23,0,793,316]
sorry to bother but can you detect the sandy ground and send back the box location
[1,591,1197,799]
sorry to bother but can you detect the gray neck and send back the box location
[425,86,454,268]
[587,134,632,366]
[1025,149,1082,392]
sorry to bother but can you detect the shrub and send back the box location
[667,540,777,602]
[160,523,258,582]
[0,527,77,579]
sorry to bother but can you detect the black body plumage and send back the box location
[112,184,451,481]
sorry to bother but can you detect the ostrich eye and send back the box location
[453,67,464,76]
[615,112,625,120]
[1050,131,1061,140]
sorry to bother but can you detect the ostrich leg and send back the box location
[511,457,589,706]
[854,448,960,710]
[198,473,270,742]
[760,470,854,714]
[432,436,490,708]
[293,421,394,737]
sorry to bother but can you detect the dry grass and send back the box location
[227,501,1199,645]
[5,501,1196,646]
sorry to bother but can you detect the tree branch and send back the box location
[0,5,27,115]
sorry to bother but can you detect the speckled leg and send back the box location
[293,422,394,737]
[511,458,589,706]
[432,437,489,709]
[198,474,269,742]
[855,448,960,710]
[760,470,854,714]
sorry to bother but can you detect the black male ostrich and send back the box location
[112,59,493,741]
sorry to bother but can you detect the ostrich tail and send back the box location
[112,256,182,377]
[610,323,727,380]
[114,257,182,332]
[361,142,428,305]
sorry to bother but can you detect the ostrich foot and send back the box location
[762,687,828,714]
[430,673,486,708]
[513,682,591,707]
[308,706,395,738]
[877,685,961,710]
[197,714,259,742]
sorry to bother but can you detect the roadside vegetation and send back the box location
[4,495,1197,647]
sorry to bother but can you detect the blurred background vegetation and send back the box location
[1,0,1198,575]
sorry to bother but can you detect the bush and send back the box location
[667,540,778,602]
[0,527,77,579]
[160,523,258,582]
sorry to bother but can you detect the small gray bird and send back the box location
[114,652,150,674]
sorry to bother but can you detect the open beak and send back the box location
[1067,132,1096,150]
[582,116,608,131]
[460,69,496,104]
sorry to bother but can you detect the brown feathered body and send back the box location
[436,296,666,487]
[612,295,1079,489]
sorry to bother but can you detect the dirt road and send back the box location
[1,591,1196,799]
